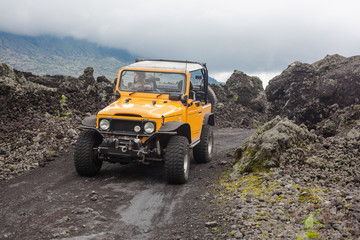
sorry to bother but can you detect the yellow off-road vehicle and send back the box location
[74,59,216,184]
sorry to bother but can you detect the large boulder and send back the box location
[226,70,267,113]
[211,70,267,128]
[265,54,360,129]
[232,116,317,176]
[78,67,96,88]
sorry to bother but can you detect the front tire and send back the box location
[193,125,214,163]
[164,136,190,184]
[74,130,103,176]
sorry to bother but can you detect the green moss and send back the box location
[232,94,238,102]
[235,145,273,174]
[298,187,324,204]
[227,231,237,236]
[219,172,280,202]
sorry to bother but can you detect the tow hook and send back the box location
[121,146,128,152]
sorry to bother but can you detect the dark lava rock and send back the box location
[211,70,267,128]
[96,75,110,84]
[0,63,112,180]
[316,104,360,138]
[265,54,360,129]
[226,70,267,113]
[78,67,96,88]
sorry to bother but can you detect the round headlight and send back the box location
[99,119,110,131]
[134,125,141,133]
[144,122,155,134]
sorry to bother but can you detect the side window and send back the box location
[190,70,203,85]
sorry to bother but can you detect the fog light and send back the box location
[134,125,141,133]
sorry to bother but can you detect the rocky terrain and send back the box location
[0,54,359,239]
[204,54,360,240]
[0,63,112,180]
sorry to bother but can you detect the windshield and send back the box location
[119,70,187,94]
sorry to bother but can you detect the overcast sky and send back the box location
[1,0,360,85]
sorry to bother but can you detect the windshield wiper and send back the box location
[156,93,164,98]
[129,91,136,95]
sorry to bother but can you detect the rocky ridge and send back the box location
[266,54,360,129]
[0,63,112,180]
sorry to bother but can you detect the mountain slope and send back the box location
[0,31,221,83]
[0,31,135,79]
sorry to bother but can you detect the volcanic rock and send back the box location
[226,70,267,113]
[316,104,360,138]
[78,67,96,88]
[0,63,112,180]
[211,70,267,128]
[265,54,360,129]
[232,116,317,176]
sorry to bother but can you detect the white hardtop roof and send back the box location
[124,60,205,72]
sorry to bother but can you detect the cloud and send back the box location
[210,71,233,83]
[1,0,360,76]
[211,70,281,89]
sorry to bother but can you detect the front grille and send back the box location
[111,119,143,132]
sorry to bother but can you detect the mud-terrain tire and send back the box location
[207,85,217,110]
[193,125,214,163]
[74,130,103,176]
[164,136,190,184]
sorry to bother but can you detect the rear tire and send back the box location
[164,136,190,184]
[193,125,213,163]
[74,130,103,176]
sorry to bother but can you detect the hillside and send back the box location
[0,31,135,80]
[0,31,220,84]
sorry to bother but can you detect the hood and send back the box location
[98,98,184,119]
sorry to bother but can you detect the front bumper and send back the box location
[97,131,177,162]
[98,137,141,159]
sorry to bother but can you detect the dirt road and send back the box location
[0,128,253,240]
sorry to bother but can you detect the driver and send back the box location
[131,72,154,90]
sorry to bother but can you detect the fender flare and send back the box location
[80,115,104,138]
[203,113,215,126]
[159,121,191,143]
[81,115,97,128]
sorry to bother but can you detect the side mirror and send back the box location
[181,95,188,106]
[115,91,121,100]
[105,86,114,95]
[169,93,182,100]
